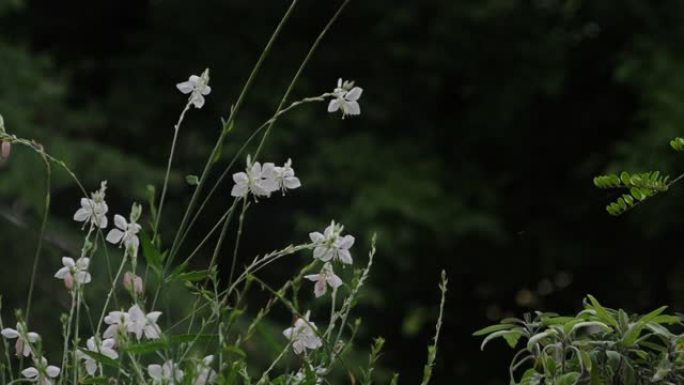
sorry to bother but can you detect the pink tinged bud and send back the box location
[0,141,9,160]
[123,272,133,289]
[134,276,144,294]
[63,273,74,290]
[15,339,23,357]
[124,272,144,294]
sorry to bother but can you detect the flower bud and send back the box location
[1,141,10,160]
[63,272,74,290]
[123,272,144,294]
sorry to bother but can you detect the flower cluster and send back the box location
[102,304,162,343]
[1,323,60,385]
[231,157,301,199]
[281,220,356,355]
[309,220,355,265]
[328,78,363,118]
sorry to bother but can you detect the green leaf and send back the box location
[140,231,164,276]
[472,323,515,336]
[557,372,580,385]
[670,137,684,151]
[124,340,167,355]
[519,369,541,385]
[527,330,556,352]
[569,321,612,336]
[169,269,214,283]
[185,174,199,186]
[224,344,247,358]
[586,295,619,328]
[480,329,523,351]
[81,350,121,369]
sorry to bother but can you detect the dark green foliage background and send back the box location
[2,0,684,384]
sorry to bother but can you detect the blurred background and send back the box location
[2,0,684,384]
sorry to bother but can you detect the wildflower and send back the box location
[148,360,184,385]
[282,311,322,355]
[106,212,142,257]
[193,355,217,385]
[231,160,279,198]
[21,358,60,385]
[1,141,10,160]
[73,181,109,229]
[54,257,91,290]
[305,262,343,297]
[123,271,144,295]
[309,221,355,264]
[1,323,39,357]
[102,310,130,343]
[127,304,162,340]
[176,69,211,109]
[328,78,363,118]
[290,366,325,385]
[273,158,301,194]
[78,337,118,376]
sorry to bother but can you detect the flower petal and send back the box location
[327,99,340,113]
[345,87,363,102]
[21,367,38,379]
[176,81,194,94]
[106,229,124,245]
[73,208,90,222]
[46,366,60,378]
[1,328,18,339]
[113,214,126,230]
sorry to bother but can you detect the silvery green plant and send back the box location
[0,1,447,385]
[476,295,684,385]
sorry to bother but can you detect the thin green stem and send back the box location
[252,0,352,161]
[96,255,128,336]
[165,0,300,272]
[25,154,51,323]
[153,102,191,244]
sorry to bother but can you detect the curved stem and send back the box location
[165,0,300,272]
[25,153,51,323]
[153,103,191,244]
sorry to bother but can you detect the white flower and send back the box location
[1,323,39,357]
[21,358,60,385]
[73,181,109,229]
[127,304,162,340]
[309,221,355,264]
[106,213,141,256]
[78,337,118,376]
[102,310,130,343]
[54,257,91,290]
[193,355,217,385]
[148,360,184,385]
[231,161,279,198]
[290,366,325,385]
[176,69,211,109]
[273,158,301,194]
[328,78,363,118]
[305,262,343,298]
[282,311,322,355]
